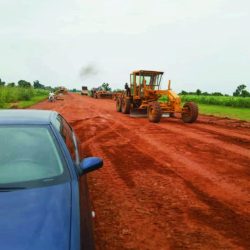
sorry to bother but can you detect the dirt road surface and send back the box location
[32,93,250,250]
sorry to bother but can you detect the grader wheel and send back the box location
[148,102,162,123]
[122,98,131,114]
[182,102,198,123]
[116,98,122,112]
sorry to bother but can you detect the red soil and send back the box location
[32,93,250,250]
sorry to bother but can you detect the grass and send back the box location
[180,95,250,108]
[16,95,48,108]
[3,95,48,109]
[198,104,250,121]
[159,95,250,121]
[0,87,49,109]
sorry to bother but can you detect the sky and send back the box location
[0,0,249,94]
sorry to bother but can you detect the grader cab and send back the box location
[116,70,198,123]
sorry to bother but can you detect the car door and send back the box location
[52,114,95,250]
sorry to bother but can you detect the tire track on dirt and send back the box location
[70,97,250,213]
[76,116,250,249]
[111,118,250,211]
[159,118,250,148]
[75,119,239,249]
[71,107,250,215]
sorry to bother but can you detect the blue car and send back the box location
[0,110,103,250]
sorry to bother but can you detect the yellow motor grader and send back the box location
[116,70,198,123]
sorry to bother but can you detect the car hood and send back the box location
[0,182,71,250]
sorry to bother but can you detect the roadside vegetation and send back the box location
[0,78,50,108]
[160,84,250,121]
[198,104,250,121]
[180,95,250,108]
[179,84,250,108]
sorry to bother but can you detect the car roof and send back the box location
[0,110,58,125]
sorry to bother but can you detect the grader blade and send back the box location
[129,109,147,118]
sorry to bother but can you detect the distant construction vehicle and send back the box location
[55,86,67,95]
[90,87,113,99]
[116,70,198,123]
[54,87,67,100]
[81,86,88,96]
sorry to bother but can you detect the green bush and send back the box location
[180,95,250,108]
[0,89,5,108]
[17,88,34,101]
[0,86,49,107]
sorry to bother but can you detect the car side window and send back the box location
[53,115,79,164]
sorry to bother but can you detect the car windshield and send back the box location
[0,125,69,188]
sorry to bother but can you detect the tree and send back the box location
[241,89,250,97]
[7,82,15,87]
[18,80,31,88]
[101,82,111,91]
[45,86,54,91]
[233,84,247,96]
[113,88,123,92]
[33,80,45,89]
[179,90,188,95]
[211,92,223,96]
[0,78,6,86]
[196,89,201,95]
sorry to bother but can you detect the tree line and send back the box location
[0,78,55,91]
[179,84,250,97]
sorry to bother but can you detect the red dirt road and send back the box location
[32,94,250,250]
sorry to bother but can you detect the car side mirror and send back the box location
[79,157,103,175]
